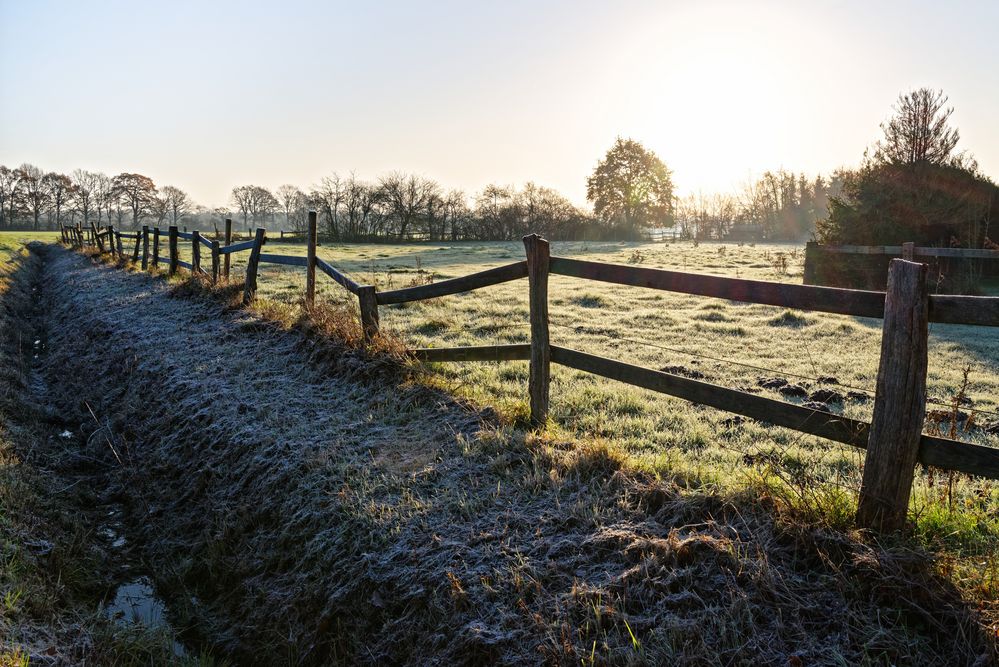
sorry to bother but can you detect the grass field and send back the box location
[16,230,999,618]
[179,236,999,559]
[5,230,998,658]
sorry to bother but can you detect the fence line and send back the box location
[64,219,999,532]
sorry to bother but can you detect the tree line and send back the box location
[9,96,986,246]
[0,166,194,232]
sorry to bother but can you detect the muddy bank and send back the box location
[27,244,997,665]
[0,246,206,664]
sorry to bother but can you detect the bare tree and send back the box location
[43,172,74,229]
[275,184,306,230]
[70,169,101,225]
[311,175,346,239]
[160,186,191,226]
[248,186,277,227]
[378,172,437,239]
[16,164,48,231]
[474,184,516,239]
[0,166,19,228]
[112,173,157,228]
[231,185,255,231]
[91,173,113,226]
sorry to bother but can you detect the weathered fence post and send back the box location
[107,226,116,257]
[211,239,220,283]
[60,226,67,244]
[856,258,929,532]
[523,233,551,427]
[152,228,160,267]
[242,228,266,305]
[75,223,83,248]
[131,232,141,262]
[141,225,149,269]
[902,241,915,261]
[358,286,379,342]
[116,229,124,256]
[223,218,233,280]
[306,211,317,307]
[192,230,202,275]
[168,226,179,275]
[90,222,104,253]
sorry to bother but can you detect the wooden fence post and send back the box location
[115,230,124,256]
[902,241,915,261]
[141,225,149,269]
[856,259,929,532]
[168,226,179,275]
[107,226,116,257]
[306,211,317,307]
[192,230,201,275]
[358,286,379,342]
[523,233,551,427]
[211,240,220,283]
[60,226,67,244]
[75,223,83,248]
[223,218,233,280]
[152,228,160,267]
[242,228,266,304]
[90,222,104,253]
[132,232,141,261]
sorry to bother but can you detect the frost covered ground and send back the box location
[0,243,991,664]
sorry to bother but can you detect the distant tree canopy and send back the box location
[586,138,674,233]
[819,89,997,247]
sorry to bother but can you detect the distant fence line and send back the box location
[61,218,999,533]
[804,241,999,291]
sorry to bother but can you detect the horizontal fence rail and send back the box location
[315,258,360,294]
[411,344,532,363]
[821,244,999,259]
[376,261,528,305]
[550,256,889,319]
[65,223,999,532]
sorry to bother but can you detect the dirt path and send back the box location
[28,245,995,665]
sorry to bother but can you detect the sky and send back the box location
[1,0,997,209]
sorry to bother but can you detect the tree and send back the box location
[820,88,997,249]
[16,164,48,231]
[0,166,19,228]
[230,185,276,230]
[586,138,674,233]
[231,185,255,231]
[92,173,113,226]
[70,169,101,226]
[873,88,964,167]
[42,172,74,229]
[311,175,347,239]
[378,172,438,239]
[275,184,306,229]
[248,186,277,226]
[112,173,157,228]
[474,184,517,239]
[160,186,191,226]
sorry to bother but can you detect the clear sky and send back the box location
[1,0,996,209]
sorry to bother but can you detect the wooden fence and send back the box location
[63,220,999,532]
[804,240,999,291]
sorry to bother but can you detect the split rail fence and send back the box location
[62,217,999,532]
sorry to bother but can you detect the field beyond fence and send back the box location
[62,217,999,532]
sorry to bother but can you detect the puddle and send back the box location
[105,577,187,657]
